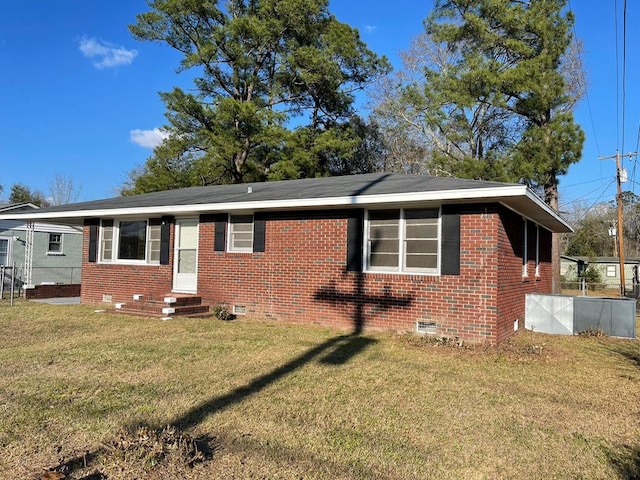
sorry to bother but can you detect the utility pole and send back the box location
[599,151,637,296]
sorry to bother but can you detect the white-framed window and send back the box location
[0,237,10,266]
[366,208,439,274]
[48,233,63,254]
[228,214,254,252]
[523,219,528,277]
[606,265,617,277]
[99,219,161,264]
[535,224,540,277]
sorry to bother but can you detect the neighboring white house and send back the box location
[0,203,82,287]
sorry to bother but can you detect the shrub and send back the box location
[212,304,233,321]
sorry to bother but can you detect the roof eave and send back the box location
[0,184,572,233]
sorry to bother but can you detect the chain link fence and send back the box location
[1,265,82,301]
[560,280,640,299]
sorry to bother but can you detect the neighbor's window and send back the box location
[48,233,62,254]
[228,214,254,252]
[99,219,161,264]
[367,208,439,274]
[606,265,617,277]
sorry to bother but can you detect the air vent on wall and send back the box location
[233,305,247,315]
[416,321,437,335]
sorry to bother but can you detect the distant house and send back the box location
[560,255,587,281]
[0,174,572,344]
[0,203,82,287]
[561,254,640,289]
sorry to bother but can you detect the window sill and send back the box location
[97,261,161,266]
[364,269,440,277]
[46,252,65,256]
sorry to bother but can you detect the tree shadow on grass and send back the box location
[603,339,640,371]
[52,333,377,478]
[170,333,376,431]
[603,443,640,480]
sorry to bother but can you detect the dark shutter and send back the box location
[160,216,173,265]
[213,213,227,251]
[253,212,266,252]
[346,209,364,272]
[441,205,461,275]
[86,218,100,263]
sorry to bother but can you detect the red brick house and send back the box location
[0,174,572,344]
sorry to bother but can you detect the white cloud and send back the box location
[78,36,138,69]
[364,25,377,34]
[130,128,169,149]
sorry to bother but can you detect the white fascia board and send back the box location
[0,184,571,231]
[0,185,529,221]
[523,189,574,232]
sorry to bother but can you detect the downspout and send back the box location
[23,221,34,287]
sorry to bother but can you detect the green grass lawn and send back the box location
[1,300,639,479]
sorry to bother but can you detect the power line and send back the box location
[614,0,620,150]
[562,178,616,222]
[559,178,616,212]
[621,0,628,154]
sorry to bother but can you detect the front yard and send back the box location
[1,301,639,479]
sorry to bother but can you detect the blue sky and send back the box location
[0,1,637,214]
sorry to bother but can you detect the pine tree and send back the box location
[123,0,389,194]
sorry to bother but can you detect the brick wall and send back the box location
[496,211,553,344]
[79,204,554,344]
[25,283,81,299]
[197,205,521,343]
[80,223,174,304]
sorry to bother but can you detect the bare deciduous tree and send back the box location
[49,174,81,206]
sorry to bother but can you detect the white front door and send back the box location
[173,218,198,293]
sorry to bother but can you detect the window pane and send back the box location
[372,239,400,253]
[48,234,62,252]
[368,211,400,269]
[406,254,438,269]
[234,240,253,249]
[178,250,197,273]
[370,252,399,267]
[406,223,438,239]
[405,208,438,220]
[0,239,8,265]
[405,239,438,254]
[369,210,400,222]
[404,209,439,271]
[101,222,114,261]
[178,223,198,248]
[231,215,254,225]
[370,225,398,239]
[148,224,161,263]
[230,215,254,252]
[118,220,147,260]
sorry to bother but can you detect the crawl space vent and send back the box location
[416,321,437,335]
[102,294,113,303]
[233,305,247,315]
